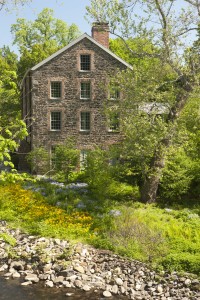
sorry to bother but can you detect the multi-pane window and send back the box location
[80,55,90,71]
[110,85,120,100]
[51,82,62,98]
[51,145,57,167]
[109,113,120,131]
[80,112,90,131]
[80,150,88,169]
[81,82,91,99]
[51,112,61,131]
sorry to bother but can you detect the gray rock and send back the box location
[25,274,39,283]
[103,290,112,297]
[111,284,119,294]
[82,284,91,291]
[115,277,123,286]
[45,280,54,287]
[73,265,85,274]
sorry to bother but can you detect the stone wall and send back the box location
[21,37,127,163]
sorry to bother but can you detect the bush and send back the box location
[162,252,200,274]
[106,207,169,263]
[160,147,194,201]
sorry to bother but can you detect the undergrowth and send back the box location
[0,181,199,276]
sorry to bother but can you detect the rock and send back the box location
[115,277,123,286]
[63,281,72,288]
[21,281,32,286]
[25,274,39,283]
[73,265,85,274]
[157,285,163,293]
[74,279,83,288]
[65,293,74,297]
[103,290,112,297]
[82,284,91,291]
[45,280,54,287]
[12,272,21,278]
[10,261,24,271]
[54,276,65,284]
[111,284,118,294]
[185,279,191,286]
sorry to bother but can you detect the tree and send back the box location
[86,0,200,203]
[11,8,81,78]
[0,46,20,118]
[0,0,31,11]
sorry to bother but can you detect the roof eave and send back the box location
[30,33,133,72]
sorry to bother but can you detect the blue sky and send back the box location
[0,0,92,52]
[0,0,197,55]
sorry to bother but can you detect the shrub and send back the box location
[162,252,200,274]
[106,207,169,263]
[27,147,49,174]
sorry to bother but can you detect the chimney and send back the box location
[91,22,109,48]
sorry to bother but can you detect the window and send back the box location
[109,113,120,132]
[80,82,91,99]
[80,55,90,71]
[50,82,62,98]
[80,112,90,131]
[51,112,61,131]
[80,150,88,169]
[51,145,57,167]
[110,85,120,100]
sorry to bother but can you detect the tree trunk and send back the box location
[140,145,166,203]
[140,78,192,203]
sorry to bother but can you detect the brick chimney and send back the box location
[91,22,109,48]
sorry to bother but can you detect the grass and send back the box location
[0,180,199,276]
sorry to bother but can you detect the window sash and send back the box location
[51,82,62,98]
[109,113,120,131]
[81,112,90,131]
[51,145,57,166]
[80,150,88,169]
[81,82,91,99]
[51,112,61,131]
[80,55,90,71]
[110,86,120,100]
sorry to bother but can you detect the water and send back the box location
[0,276,128,300]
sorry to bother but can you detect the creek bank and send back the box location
[0,221,199,299]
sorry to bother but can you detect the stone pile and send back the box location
[0,221,199,299]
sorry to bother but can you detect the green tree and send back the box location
[52,139,80,182]
[0,0,31,11]
[11,8,81,79]
[86,0,200,203]
[0,46,20,118]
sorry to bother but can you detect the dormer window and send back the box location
[80,55,90,71]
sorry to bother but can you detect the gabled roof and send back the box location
[30,33,133,71]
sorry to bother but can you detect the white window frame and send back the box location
[110,85,120,101]
[80,82,91,100]
[80,150,88,169]
[80,112,90,131]
[50,111,61,131]
[80,54,91,71]
[108,113,120,132]
[50,81,62,99]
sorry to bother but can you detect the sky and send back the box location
[0,0,92,53]
[0,0,197,56]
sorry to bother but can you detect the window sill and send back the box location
[79,130,90,134]
[49,130,61,132]
[49,98,62,100]
[107,130,120,133]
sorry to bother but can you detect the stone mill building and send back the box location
[19,23,132,170]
